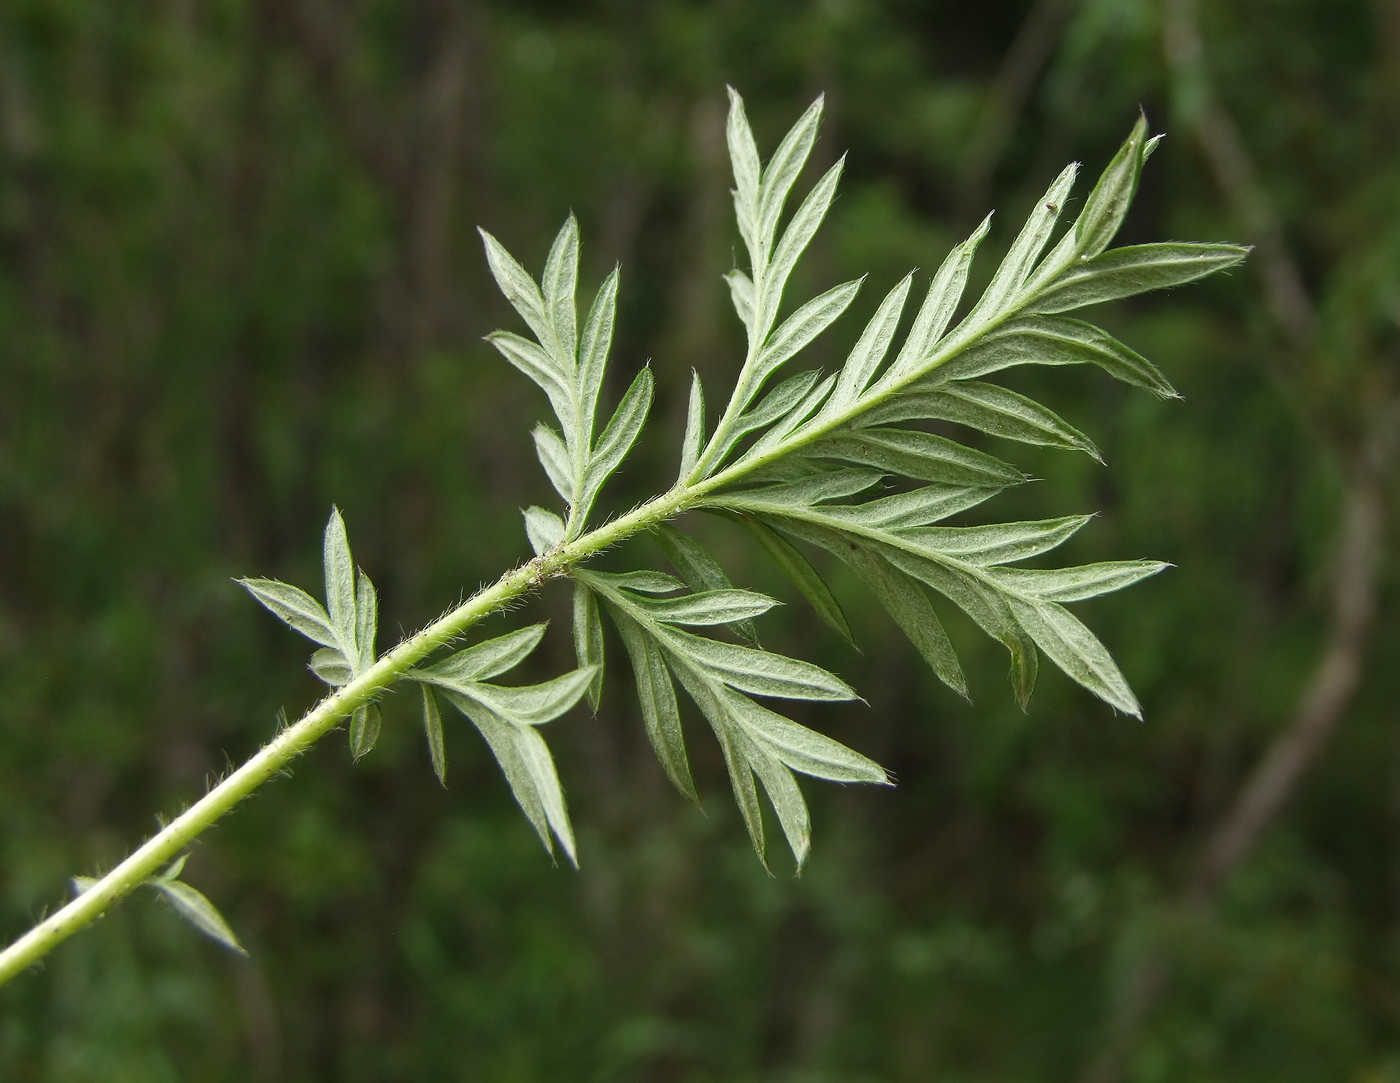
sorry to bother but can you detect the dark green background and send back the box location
[1,1,1397,1079]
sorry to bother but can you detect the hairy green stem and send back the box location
[0,485,681,985]
[0,287,1024,986]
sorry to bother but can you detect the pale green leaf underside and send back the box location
[231,92,1237,875]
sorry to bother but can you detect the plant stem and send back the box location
[0,287,1022,986]
[0,485,684,985]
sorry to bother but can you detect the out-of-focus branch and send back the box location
[262,0,402,189]
[398,0,471,353]
[1078,3,1397,1079]
[262,0,478,357]
[1185,454,1388,906]
[1081,430,1393,1083]
[1162,0,1314,349]
[956,0,1074,220]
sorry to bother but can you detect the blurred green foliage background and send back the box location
[1,0,1398,1079]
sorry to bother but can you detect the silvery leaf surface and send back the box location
[653,523,759,643]
[1068,114,1151,261]
[967,163,1077,323]
[733,370,822,443]
[924,315,1178,398]
[464,666,598,726]
[309,647,352,687]
[523,506,565,555]
[751,279,861,395]
[444,689,577,864]
[416,624,548,684]
[883,215,993,384]
[711,468,884,510]
[895,515,1092,566]
[806,428,1025,487]
[840,538,968,698]
[578,267,619,441]
[583,569,685,594]
[756,94,823,251]
[679,370,706,478]
[862,382,1101,461]
[1029,243,1249,314]
[744,372,837,457]
[725,87,762,259]
[488,332,574,424]
[740,731,812,869]
[532,424,573,501]
[720,687,887,785]
[323,508,357,658]
[1004,595,1140,715]
[827,275,910,413]
[630,588,779,627]
[239,579,338,648]
[582,366,652,516]
[542,215,579,365]
[753,159,845,343]
[479,227,552,344]
[355,571,377,672]
[815,485,1004,529]
[651,625,855,702]
[985,560,1168,602]
[730,496,1129,714]
[725,270,755,335]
